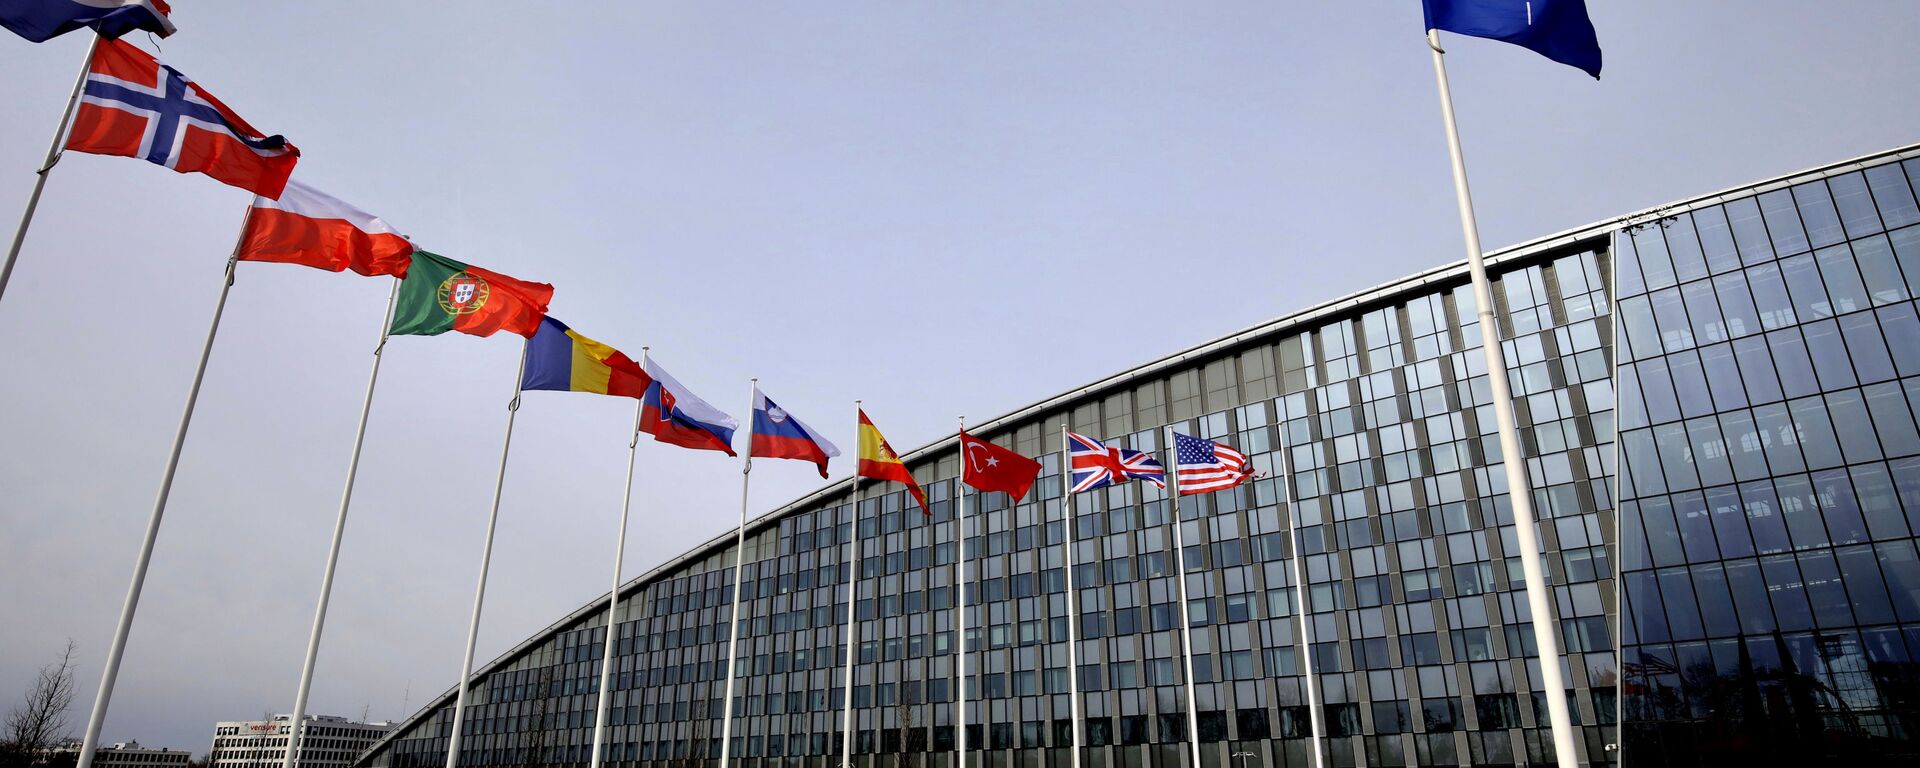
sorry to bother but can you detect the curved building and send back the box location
[354,142,1920,768]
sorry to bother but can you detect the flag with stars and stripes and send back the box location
[1173,431,1260,495]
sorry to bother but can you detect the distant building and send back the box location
[44,740,193,768]
[210,715,394,768]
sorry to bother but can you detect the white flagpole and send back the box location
[74,209,252,768]
[281,276,403,768]
[589,372,648,768]
[1160,431,1202,768]
[717,380,758,768]
[1275,431,1324,768]
[0,34,100,305]
[443,340,531,768]
[839,402,863,768]
[954,417,969,768]
[1427,29,1579,768]
[1056,426,1083,768]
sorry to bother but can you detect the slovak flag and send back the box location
[638,357,739,456]
[1067,431,1165,493]
[1,0,175,43]
[750,388,840,478]
[64,38,299,199]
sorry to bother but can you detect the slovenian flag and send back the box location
[639,357,738,455]
[750,387,840,478]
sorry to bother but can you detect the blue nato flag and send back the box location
[1424,0,1602,78]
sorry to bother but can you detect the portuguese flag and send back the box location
[388,251,554,338]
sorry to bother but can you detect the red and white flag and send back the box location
[1173,431,1261,495]
[236,180,413,277]
[65,38,299,198]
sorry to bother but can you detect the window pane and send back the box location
[1830,172,1885,239]
[1694,204,1742,273]
[1867,163,1920,229]
[1790,181,1845,249]
[1728,196,1775,265]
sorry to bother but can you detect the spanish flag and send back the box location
[858,409,928,515]
[520,317,649,398]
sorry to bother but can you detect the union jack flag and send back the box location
[1067,431,1164,493]
[1173,432,1262,495]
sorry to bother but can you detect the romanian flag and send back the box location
[521,317,648,398]
[858,409,927,515]
[387,251,553,339]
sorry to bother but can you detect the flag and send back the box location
[640,357,738,455]
[65,38,299,198]
[1424,0,1602,78]
[1,0,173,42]
[1067,431,1164,493]
[236,180,412,277]
[750,388,839,478]
[960,430,1040,501]
[521,317,648,398]
[387,251,552,339]
[858,409,928,514]
[1172,432,1261,495]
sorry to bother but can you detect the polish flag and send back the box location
[236,180,413,277]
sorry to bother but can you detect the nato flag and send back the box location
[1425,0,1602,78]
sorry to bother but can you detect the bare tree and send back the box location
[893,689,922,768]
[4,640,79,766]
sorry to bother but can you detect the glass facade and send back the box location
[1615,154,1920,765]
[355,143,1920,768]
[357,236,1620,768]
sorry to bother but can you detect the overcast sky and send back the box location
[2,0,1917,756]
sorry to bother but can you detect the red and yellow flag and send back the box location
[857,409,928,515]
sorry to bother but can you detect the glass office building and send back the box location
[353,143,1919,768]
[1615,146,1920,766]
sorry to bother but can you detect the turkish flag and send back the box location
[960,431,1042,500]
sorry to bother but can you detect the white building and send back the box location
[46,740,193,768]
[210,715,393,768]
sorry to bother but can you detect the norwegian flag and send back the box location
[1173,431,1262,495]
[64,38,299,199]
[1067,431,1164,493]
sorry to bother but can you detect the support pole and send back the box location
[717,380,758,768]
[282,277,403,768]
[443,341,531,768]
[0,34,99,306]
[1276,425,1324,768]
[75,209,252,768]
[1056,426,1083,768]
[954,417,969,768]
[1161,431,1203,768]
[589,388,648,768]
[1427,28,1579,768]
[839,402,863,768]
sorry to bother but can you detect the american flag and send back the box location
[1067,431,1165,493]
[1173,432,1260,495]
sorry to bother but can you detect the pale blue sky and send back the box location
[1,0,1916,755]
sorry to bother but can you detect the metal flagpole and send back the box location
[282,277,403,768]
[1160,431,1202,768]
[839,402,863,768]
[1275,430,1324,768]
[0,34,100,305]
[954,417,969,768]
[1427,29,1579,768]
[589,375,648,768]
[74,209,252,768]
[443,340,531,768]
[1056,426,1083,768]
[717,380,758,768]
